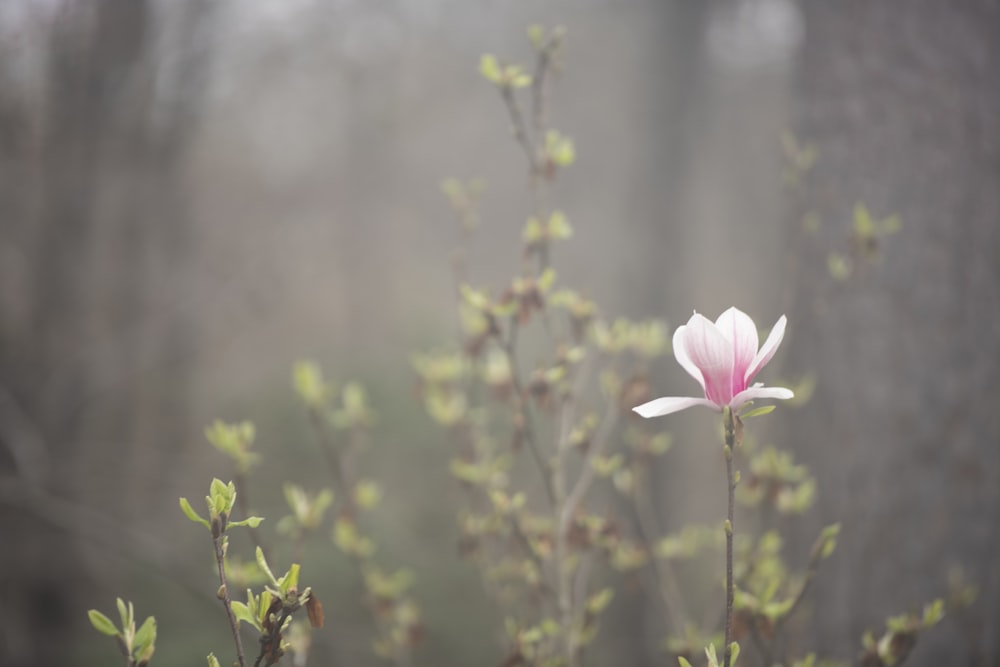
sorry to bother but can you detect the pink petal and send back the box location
[632,396,721,418]
[730,385,794,409]
[715,307,759,395]
[672,322,705,391]
[744,315,787,385]
[680,313,735,405]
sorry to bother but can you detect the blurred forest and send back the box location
[0,1,997,666]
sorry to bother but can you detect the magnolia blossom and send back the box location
[633,307,793,418]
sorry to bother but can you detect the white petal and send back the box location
[672,323,705,391]
[744,315,787,385]
[632,396,720,418]
[730,385,794,409]
[681,313,735,404]
[715,307,759,390]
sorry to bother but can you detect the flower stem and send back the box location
[213,535,247,667]
[722,407,737,667]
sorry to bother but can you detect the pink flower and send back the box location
[633,307,793,418]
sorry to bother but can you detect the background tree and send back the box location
[781,1,1000,664]
[0,1,214,664]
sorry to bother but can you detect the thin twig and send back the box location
[253,608,292,667]
[560,401,618,532]
[499,85,539,175]
[760,527,834,664]
[307,409,355,516]
[213,534,248,667]
[552,354,618,667]
[304,408,412,667]
[530,44,552,145]
[501,317,556,506]
[722,408,737,667]
[551,394,575,667]
[631,463,689,632]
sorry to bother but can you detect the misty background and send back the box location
[1,0,997,665]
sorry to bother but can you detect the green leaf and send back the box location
[547,210,573,239]
[922,598,945,626]
[537,267,557,292]
[705,643,720,667]
[527,24,546,49]
[231,601,259,630]
[678,659,693,667]
[590,453,623,477]
[333,518,376,557]
[440,178,462,200]
[509,70,532,88]
[539,617,560,637]
[293,361,331,408]
[354,480,383,510]
[479,54,502,84]
[819,523,841,559]
[257,590,274,627]
[116,598,131,633]
[520,626,543,644]
[207,479,230,517]
[827,252,852,281]
[522,217,543,243]
[545,130,576,167]
[424,389,467,427]
[207,653,221,667]
[741,404,776,419]
[281,563,301,596]
[729,641,741,665]
[256,546,280,588]
[229,516,265,529]
[585,587,614,614]
[133,616,157,657]
[204,421,259,473]
[87,609,119,637]
[460,284,490,311]
[853,203,874,237]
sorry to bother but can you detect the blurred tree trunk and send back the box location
[781,2,1000,665]
[0,1,212,665]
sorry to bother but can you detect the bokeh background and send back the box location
[1,0,998,665]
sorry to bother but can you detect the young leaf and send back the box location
[231,601,260,631]
[281,563,301,596]
[256,546,280,588]
[741,404,776,419]
[585,587,614,614]
[729,641,741,665]
[293,361,331,408]
[178,498,210,529]
[460,284,490,311]
[87,609,119,637]
[133,616,157,662]
[527,24,546,49]
[547,210,573,239]
[537,267,557,292]
[353,480,382,510]
[819,523,841,559]
[207,654,221,667]
[479,54,502,85]
[705,643,720,667]
[116,598,131,633]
